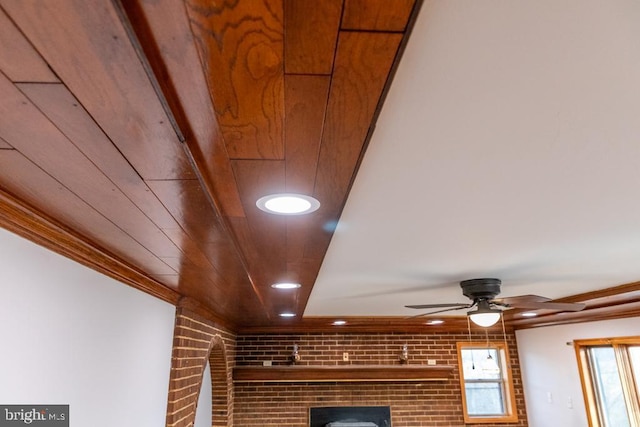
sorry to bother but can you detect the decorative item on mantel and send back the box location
[290,343,301,364]
[399,343,408,364]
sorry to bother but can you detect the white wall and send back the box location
[194,360,212,427]
[516,317,640,427]
[0,228,176,426]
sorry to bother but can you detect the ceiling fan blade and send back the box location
[500,300,586,311]
[405,303,470,310]
[493,295,551,305]
[408,304,472,318]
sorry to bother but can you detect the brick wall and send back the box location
[165,306,236,427]
[233,330,528,427]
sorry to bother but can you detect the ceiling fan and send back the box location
[405,278,586,327]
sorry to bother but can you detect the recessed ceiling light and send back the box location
[279,312,296,318]
[332,320,347,326]
[256,193,320,215]
[271,282,302,290]
[521,312,538,317]
[426,319,444,325]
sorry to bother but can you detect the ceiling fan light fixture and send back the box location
[469,311,501,327]
[468,300,502,327]
[256,193,320,215]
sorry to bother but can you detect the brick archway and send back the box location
[207,335,231,426]
[166,308,232,427]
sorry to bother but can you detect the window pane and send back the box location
[589,347,630,427]
[629,346,640,393]
[465,382,505,415]
[461,348,501,380]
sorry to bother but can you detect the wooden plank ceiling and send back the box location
[0,0,418,328]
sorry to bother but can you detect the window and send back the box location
[574,337,640,427]
[456,342,518,424]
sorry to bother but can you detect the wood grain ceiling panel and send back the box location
[162,228,218,271]
[165,229,252,310]
[284,0,342,74]
[146,179,229,246]
[122,0,244,218]
[145,179,266,312]
[171,265,268,325]
[228,155,323,318]
[284,213,325,314]
[0,9,58,83]
[284,75,331,195]
[157,256,189,274]
[162,228,254,301]
[230,160,287,290]
[0,151,175,276]
[185,0,285,160]
[225,216,266,294]
[285,255,322,314]
[0,78,182,260]
[156,234,266,324]
[199,239,255,292]
[282,75,331,312]
[166,267,230,308]
[145,178,267,323]
[285,215,324,268]
[18,83,179,230]
[1,0,194,180]
[341,0,416,31]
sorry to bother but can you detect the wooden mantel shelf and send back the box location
[233,365,454,383]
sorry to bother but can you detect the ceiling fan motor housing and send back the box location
[460,278,502,300]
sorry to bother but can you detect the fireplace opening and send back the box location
[309,406,391,427]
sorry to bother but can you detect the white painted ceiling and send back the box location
[305,0,640,317]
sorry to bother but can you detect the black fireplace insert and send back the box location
[309,406,391,427]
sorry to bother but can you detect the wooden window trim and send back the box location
[574,336,640,427]
[456,341,518,424]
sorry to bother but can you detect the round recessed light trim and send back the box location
[271,282,302,290]
[332,320,347,326]
[426,319,444,325]
[279,312,296,318]
[521,312,538,317]
[256,193,320,215]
